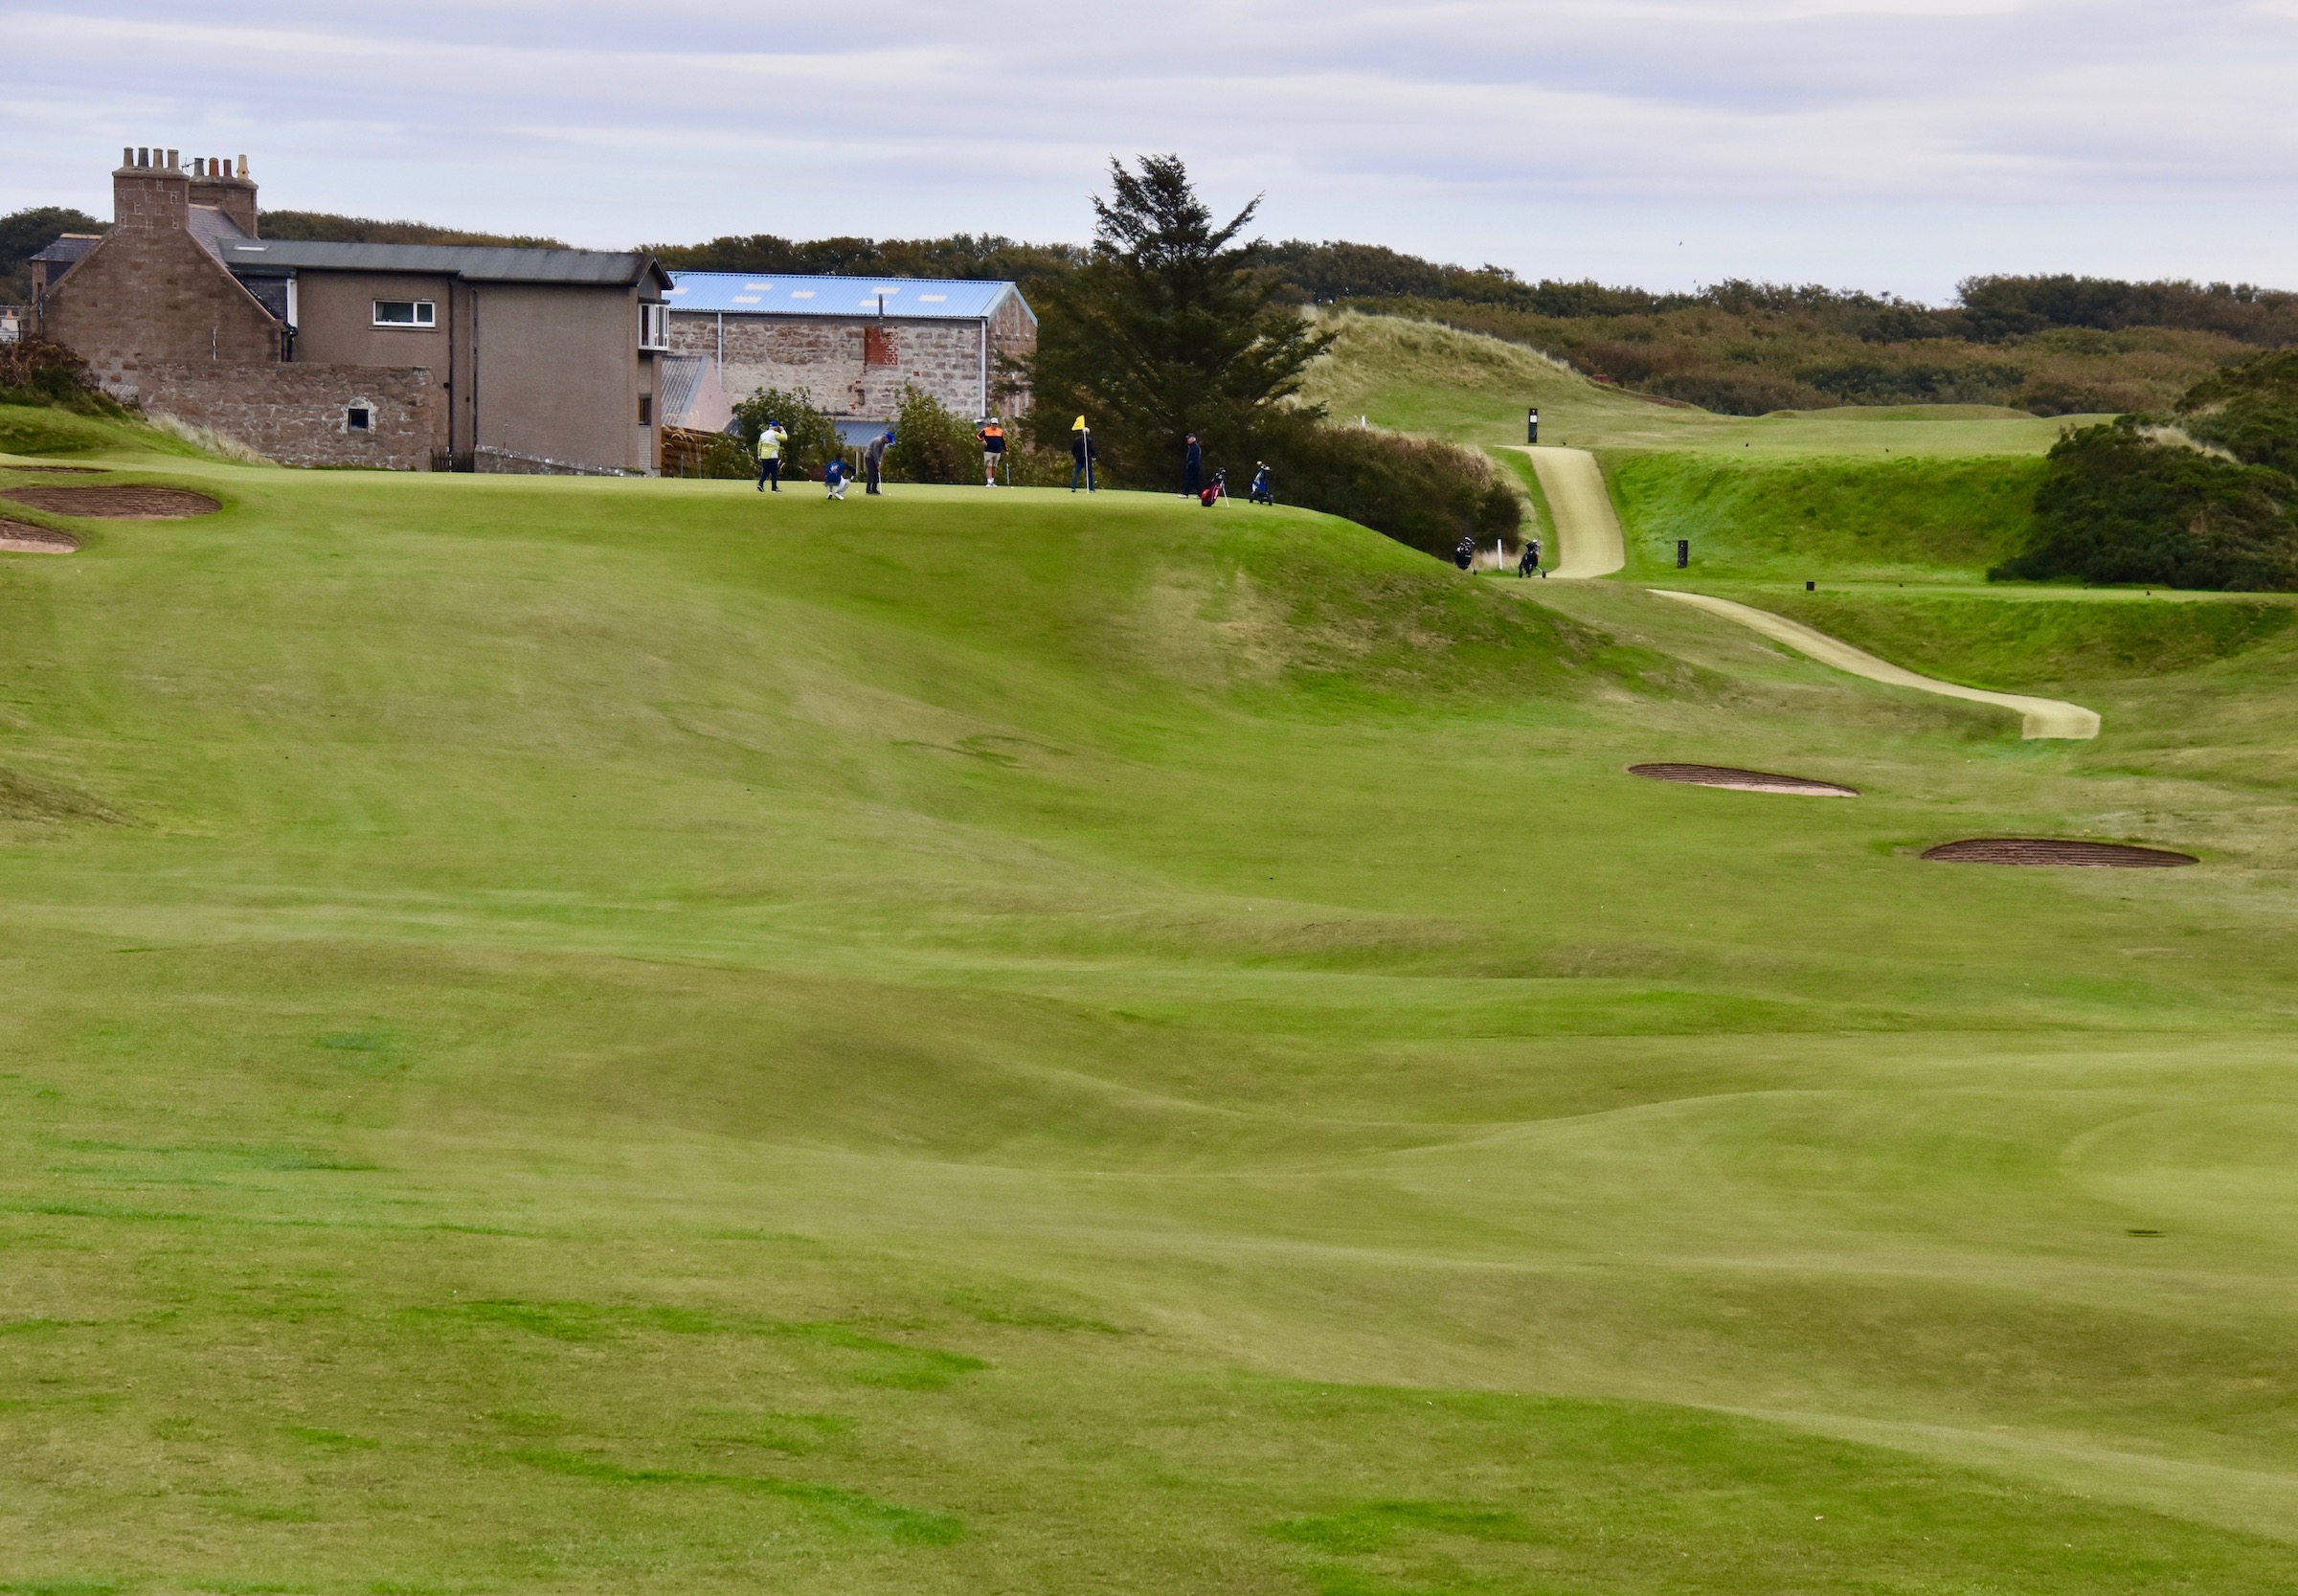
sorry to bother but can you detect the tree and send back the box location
[885,387,980,484]
[731,387,842,481]
[1025,155,1335,485]
[1,206,106,303]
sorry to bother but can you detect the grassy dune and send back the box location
[5,441,2298,1592]
[1295,311,2109,457]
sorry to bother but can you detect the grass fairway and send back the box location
[6,434,2298,1593]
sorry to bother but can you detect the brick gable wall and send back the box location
[41,167,282,395]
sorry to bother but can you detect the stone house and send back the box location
[662,273,1035,438]
[34,147,672,474]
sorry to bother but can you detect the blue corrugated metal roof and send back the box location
[664,272,1025,322]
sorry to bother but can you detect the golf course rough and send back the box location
[5,417,2298,1593]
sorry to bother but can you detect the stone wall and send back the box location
[666,308,1036,421]
[40,167,283,392]
[132,360,445,470]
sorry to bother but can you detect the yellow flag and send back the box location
[1072,415,1088,431]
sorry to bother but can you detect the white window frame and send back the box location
[372,300,436,329]
[639,302,669,351]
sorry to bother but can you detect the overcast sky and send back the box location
[8,1,2295,302]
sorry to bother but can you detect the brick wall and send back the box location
[41,168,282,392]
[667,309,1036,420]
[133,361,445,469]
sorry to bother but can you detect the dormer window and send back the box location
[373,300,435,328]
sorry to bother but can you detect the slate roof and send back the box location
[219,239,670,290]
[188,206,251,260]
[664,272,1027,322]
[30,235,102,267]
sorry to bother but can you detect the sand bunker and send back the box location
[2,465,104,475]
[1630,762,1859,798]
[1922,839,2196,868]
[0,485,218,519]
[0,519,79,552]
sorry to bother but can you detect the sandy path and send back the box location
[1650,589,2101,740]
[1511,447,1625,577]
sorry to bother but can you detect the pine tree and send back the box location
[1025,156,1334,486]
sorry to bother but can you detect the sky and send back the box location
[7,0,2296,303]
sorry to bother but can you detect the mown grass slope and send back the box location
[1613,453,2048,583]
[5,446,2298,1593]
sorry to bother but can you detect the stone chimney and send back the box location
[113,145,191,233]
[188,152,259,237]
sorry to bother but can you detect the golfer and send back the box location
[865,430,891,496]
[823,457,848,500]
[755,418,787,492]
[1183,433,1203,499]
[1070,416,1095,493]
[978,417,1006,486]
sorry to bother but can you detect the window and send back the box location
[639,302,668,351]
[638,394,653,426]
[373,300,435,328]
[346,402,372,432]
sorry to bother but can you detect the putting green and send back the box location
[4,425,2298,1593]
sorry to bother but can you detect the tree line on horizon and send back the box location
[11,198,2295,412]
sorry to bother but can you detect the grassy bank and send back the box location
[1295,311,2112,457]
[5,448,2298,1590]
[1612,453,2048,583]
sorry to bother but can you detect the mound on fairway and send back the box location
[4,459,2298,1594]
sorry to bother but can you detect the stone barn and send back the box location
[662,273,1035,436]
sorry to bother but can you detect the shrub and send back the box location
[884,387,981,484]
[1245,413,1521,559]
[2175,349,2298,476]
[1992,419,2298,591]
[730,387,841,480]
[0,339,127,417]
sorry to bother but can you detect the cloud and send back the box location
[5,0,2295,299]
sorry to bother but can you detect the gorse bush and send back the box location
[1248,415,1521,559]
[731,387,842,481]
[2175,349,2298,476]
[0,338,128,417]
[1993,418,2298,591]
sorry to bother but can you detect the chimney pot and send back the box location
[167,149,179,169]
[137,147,149,168]
[123,146,133,168]
[237,155,249,178]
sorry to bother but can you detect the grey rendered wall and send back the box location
[469,282,657,474]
